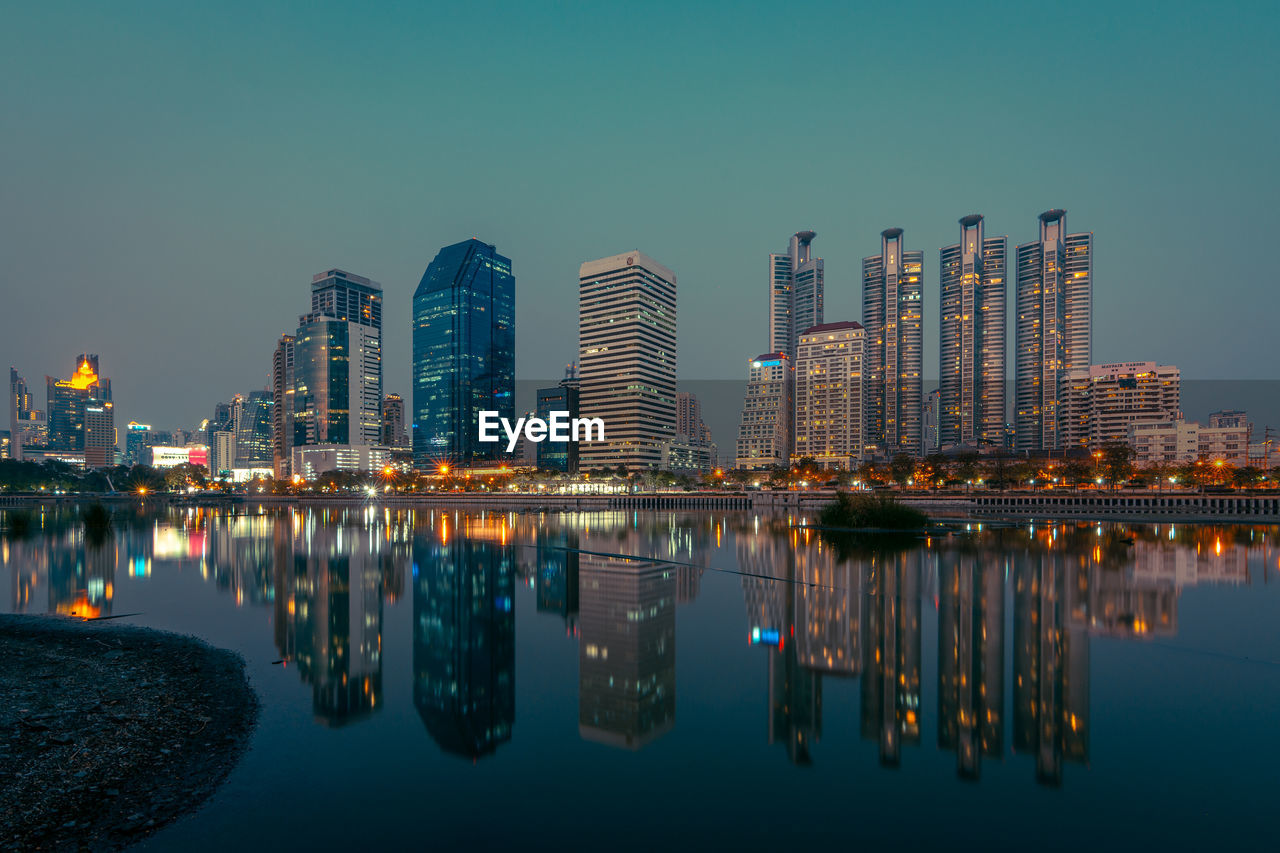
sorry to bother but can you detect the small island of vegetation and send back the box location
[816,491,928,531]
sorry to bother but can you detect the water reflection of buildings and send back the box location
[861,551,922,767]
[275,516,385,727]
[936,549,1004,779]
[535,529,579,634]
[578,554,676,750]
[413,514,516,759]
[1012,545,1090,787]
[49,535,116,618]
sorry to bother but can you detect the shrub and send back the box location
[817,492,927,530]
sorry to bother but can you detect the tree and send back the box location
[953,453,979,486]
[890,454,916,486]
[1100,443,1135,488]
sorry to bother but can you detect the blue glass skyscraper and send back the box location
[413,239,515,469]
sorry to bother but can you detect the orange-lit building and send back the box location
[45,354,114,469]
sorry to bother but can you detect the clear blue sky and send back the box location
[2,0,1277,434]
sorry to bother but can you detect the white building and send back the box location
[292,444,390,479]
[793,322,865,469]
[1128,414,1251,466]
[734,353,792,469]
[1060,362,1180,452]
[578,251,677,471]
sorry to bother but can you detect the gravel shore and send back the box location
[0,615,258,851]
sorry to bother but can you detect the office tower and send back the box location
[209,429,236,478]
[863,228,924,457]
[861,552,922,767]
[10,367,47,460]
[937,553,1004,779]
[768,230,824,359]
[793,322,865,469]
[413,532,515,759]
[734,353,792,469]
[271,334,295,478]
[310,267,382,331]
[1060,362,1180,452]
[536,367,581,473]
[1015,210,1093,453]
[235,390,274,467]
[578,555,676,750]
[939,215,1008,449]
[413,239,515,469]
[124,422,151,465]
[578,251,677,471]
[46,355,114,469]
[211,401,234,434]
[292,269,383,473]
[381,393,407,448]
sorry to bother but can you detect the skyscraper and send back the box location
[292,269,383,473]
[9,367,46,460]
[768,230,824,360]
[45,355,114,469]
[381,393,407,449]
[863,229,924,457]
[412,239,515,469]
[271,334,295,478]
[793,322,865,469]
[1015,210,1093,453]
[578,251,676,471]
[234,390,274,467]
[536,368,580,473]
[939,215,1007,449]
[734,353,792,469]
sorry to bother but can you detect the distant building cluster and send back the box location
[5,210,1271,477]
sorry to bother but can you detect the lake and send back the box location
[3,505,1279,850]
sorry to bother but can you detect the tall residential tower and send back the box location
[939,215,1007,449]
[768,231,824,360]
[1014,210,1093,453]
[862,229,924,457]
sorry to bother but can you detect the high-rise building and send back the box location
[1059,362,1180,452]
[768,230,824,359]
[793,322,865,469]
[381,393,407,449]
[45,356,114,469]
[863,229,924,457]
[536,367,580,473]
[412,239,515,469]
[271,334,295,479]
[734,353,792,469]
[922,388,941,454]
[939,215,1007,449]
[1015,210,1093,453]
[310,268,382,331]
[9,367,46,460]
[235,390,274,467]
[291,269,383,475]
[675,391,711,445]
[667,390,716,472]
[124,422,152,465]
[578,251,677,471]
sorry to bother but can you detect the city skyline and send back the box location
[3,2,1276,439]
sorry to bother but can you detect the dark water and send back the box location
[3,506,1279,851]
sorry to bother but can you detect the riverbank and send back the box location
[0,616,258,851]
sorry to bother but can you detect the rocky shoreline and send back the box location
[0,616,258,851]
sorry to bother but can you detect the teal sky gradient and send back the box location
[2,0,1277,432]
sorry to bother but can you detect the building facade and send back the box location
[1014,210,1093,453]
[939,215,1007,449]
[271,334,295,478]
[578,251,677,471]
[381,393,407,449]
[735,353,792,470]
[536,373,581,473]
[793,322,865,469]
[45,355,114,469]
[412,239,515,469]
[863,229,923,457]
[768,230,824,360]
[1059,362,1180,452]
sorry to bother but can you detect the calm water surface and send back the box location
[3,506,1279,851]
